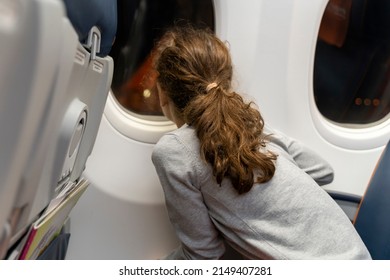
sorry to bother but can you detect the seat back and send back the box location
[19,1,114,249]
[1,0,115,259]
[354,139,390,259]
[0,0,67,258]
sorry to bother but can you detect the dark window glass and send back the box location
[109,0,215,116]
[314,0,390,125]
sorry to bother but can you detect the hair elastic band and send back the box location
[206,82,218,92]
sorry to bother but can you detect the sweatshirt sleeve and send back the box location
[264,126,334,186]
[152,134,225,259]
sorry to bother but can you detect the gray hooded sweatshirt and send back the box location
[152,124,371,260]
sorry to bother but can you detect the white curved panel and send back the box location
[104,92,176,144]
[310,110,390,150]
[66,114,179,259]
[84,114,167,205]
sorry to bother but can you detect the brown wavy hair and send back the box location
[154,26,276,194]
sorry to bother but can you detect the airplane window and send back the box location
[314,0,390,126]
[109,0,215,117]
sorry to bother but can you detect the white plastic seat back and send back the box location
[31,39,113,222]
[0,0,67,258]
[70,47,114,182]
[1,0,114,259]
[20,15,81,235]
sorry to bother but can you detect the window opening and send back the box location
[109,0,215,116]
[314,0,390,126]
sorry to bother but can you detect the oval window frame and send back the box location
[309,0,390,150]
[104,91,176,143]
[105,0,217,143]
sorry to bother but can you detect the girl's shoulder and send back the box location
[153,124,200,158]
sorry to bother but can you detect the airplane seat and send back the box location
[0,0,73,259]
[62,0,117,58]
[29,0,116,259]
[54,0,116,185]
[325,191,361,222]
[1,0,116,260]
[327,139,390,259]
[353,139,390,259]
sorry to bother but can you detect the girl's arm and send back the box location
[265,126,334,186]
[152,134,225,259]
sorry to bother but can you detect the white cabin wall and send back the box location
[214,0,292,131]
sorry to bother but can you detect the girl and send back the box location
[151,26,371,259]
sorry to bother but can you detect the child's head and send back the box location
[154,26,232,118]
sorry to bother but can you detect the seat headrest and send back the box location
[62,0,117,57]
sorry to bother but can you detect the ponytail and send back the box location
[185,88,276,194]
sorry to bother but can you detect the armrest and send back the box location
[326,190,362,222]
